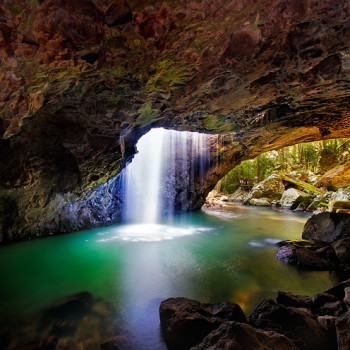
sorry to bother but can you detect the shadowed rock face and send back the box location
[0,0,350,241]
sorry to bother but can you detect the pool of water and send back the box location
[0,205,338,349]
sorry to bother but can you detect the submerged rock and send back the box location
[159,297,246,350]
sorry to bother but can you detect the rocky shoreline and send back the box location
[160,278,350,350]
[159,212,350,350]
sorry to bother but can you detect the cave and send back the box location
[1,0,350,349]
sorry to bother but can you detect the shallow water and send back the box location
[0,205,338,349]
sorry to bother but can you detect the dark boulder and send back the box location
[324,279,350,299]
[190,321,299,350]
[313,293,339,309]
[159,297,246,350]
[248,298,333,350]
[302,212,350,243]
[319,301,347,317]
[332,238,350,263]
[317,315,337,346]
[296,248,333,270]
[344,287,350,308]
[276,291,312,309]
[335,310,350,350]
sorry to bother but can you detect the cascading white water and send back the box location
[122,128,210,224]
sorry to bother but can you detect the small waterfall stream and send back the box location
[122,128,210,225]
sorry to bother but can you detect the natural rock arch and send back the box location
[0,0,350,241]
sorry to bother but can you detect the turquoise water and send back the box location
[0,205,338,349]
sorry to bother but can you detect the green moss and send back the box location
[4,3,25,15]
[136,101,160,126]
[144,57,193,95]
[204,114,235,132]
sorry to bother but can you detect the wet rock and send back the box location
[319,301,346,317]
[190,321,299,350]
[278,240,321,250]
[296,248,332,270]
[332,238,350,263]
[317,316,337,345]
[302,212,350,243]
[316,246,337,262]
[280,188,312,210]
[159,297,246,350]
[313,293,339,309]
[275,245,297,264]
[249,298,332,350]
[335,310,350,350]
[245,174,285,205]
[276,291,312,309]
[324,279,350,300]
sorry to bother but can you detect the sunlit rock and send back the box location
[244,174,285,206]
[280,188,312,210]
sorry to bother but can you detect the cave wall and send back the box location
[0,0,350,242]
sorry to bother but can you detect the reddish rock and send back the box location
[32,0,103,63]
[104,0,131,27]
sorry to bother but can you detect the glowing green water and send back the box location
[0,206,337,349]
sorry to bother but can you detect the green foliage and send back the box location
[220,138,350,194]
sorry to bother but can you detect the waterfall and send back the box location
[122,128,210,224]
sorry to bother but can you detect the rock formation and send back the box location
[159,279,350,350]
[1,0,350,241]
